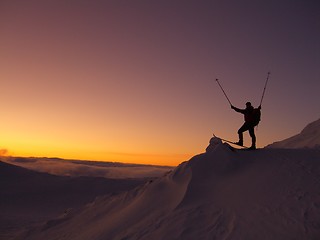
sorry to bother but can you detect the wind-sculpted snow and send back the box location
[0,161,147,240]
[268,118,320,149]
[20,158,192,240]
[21,138,320,240]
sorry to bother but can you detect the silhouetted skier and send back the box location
[231,102,261,149]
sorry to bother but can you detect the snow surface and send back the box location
[18,137,320,240]
[267,118,320,149]
[0,161,147,240]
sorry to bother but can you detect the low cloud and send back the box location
[2,157,173,179]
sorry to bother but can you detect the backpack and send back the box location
[252,108,261,126]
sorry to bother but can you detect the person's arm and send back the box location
[231,105,245,113]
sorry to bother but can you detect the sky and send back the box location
[0,0,319,166]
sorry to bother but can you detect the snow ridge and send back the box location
[267,118,320,149]
[21,137,320,240]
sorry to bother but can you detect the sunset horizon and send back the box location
[1,1,319,166]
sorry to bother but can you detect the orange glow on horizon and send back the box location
[4,146,192,167]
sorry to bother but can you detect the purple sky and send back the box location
[0,0,319,165]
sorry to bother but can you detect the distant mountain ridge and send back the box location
[267,118,320,149]
[1,156,173,179]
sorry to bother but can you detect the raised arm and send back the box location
[231,105,245,114]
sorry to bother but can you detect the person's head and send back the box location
[246,102,252,108]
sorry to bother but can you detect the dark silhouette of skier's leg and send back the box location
[237,124,248,146]
[249,126,256,149]
[237,132,244,146]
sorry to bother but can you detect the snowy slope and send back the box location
[267,118,320,149]
[0,161,146,240]
[20,138,320,240]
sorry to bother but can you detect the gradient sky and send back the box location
[1,0,319,166]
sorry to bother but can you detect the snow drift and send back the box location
[20,136,320,240]
[267,118,320,149]
[0,161,147,240]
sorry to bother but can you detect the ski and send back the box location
[212,133,249,149]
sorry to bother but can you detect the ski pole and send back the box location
[259,72,270,106]
[215,78,232,106]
